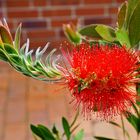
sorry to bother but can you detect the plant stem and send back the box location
[121,115,126,140]
[137,134,139,140]
[56,135,61,140]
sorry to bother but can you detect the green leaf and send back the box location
[79,24,101,39]
[117,2,127,29]
[30,124,44,139]
[0,23,62,82]
[73,129,84,140]
[95,25,116,42]
[137,84,140,96]
[9,54,22,65]
[0,25,13,45]
[52,125,58,135]
[62,117,71,140]
[136,84,140,106]
[129,1,140,46]
[0,53,8,61]
[131,102,140,117]
[94,136,116,140]
[0,47,8,61]
[30,124,55,140]
[125,0,139,29]
[116,29,131,48]
[136,100,140,106]
[14,23,22,50]
[63,24,81,44]
[4,44,18,55]
[37,125,55,140]
[125,112,140,134]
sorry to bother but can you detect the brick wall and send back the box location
[0,1,136,140]
[0,0,125,48]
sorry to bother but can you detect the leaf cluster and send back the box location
[0,19,62,82]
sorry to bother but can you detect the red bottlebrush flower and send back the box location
[61,43,140,120]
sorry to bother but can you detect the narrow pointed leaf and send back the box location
[0,47,8,61]
[3,18,11,33]
[131,102,140,117]
[0,25,13,45]
[14,23,22,50]
[63,24,82,44]
[94,136,116,140]
[4,44,18,54]
[62,117,71,140]
[30,125,43,139]
[52,125,59,135]
[9,54,22,65]
[0,21,62,82]
[117,2,127,29]
[38,125,55,140]
[125,112,140,134]
[129,1,140,47]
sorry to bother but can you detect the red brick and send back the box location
[0,10,3,17]
[109,7,118,14]
[46,94,68,123]
[8,83,27,100]
[50,0,80,5]
[50,38,68,48]
[30,39,50,48]
[4,123,27,140]
[0,61,9,69]
[0,1,2,7]
[27,99,46,112]
[0,73,8,90]
[22,20,47,29]
[7,21,15,29]
[51,19,78,27]
[84,0,113,4]
[7,10,38,18]
[76,8,104,16]
[59,29,65,37]
[28,79,47,99]
[6,100,26,123]
[27,30,55,40]
[43,84,68,99]
[33,0,47,6]
[42,9,71,17]
[10,70,27,83]
[0,112,4,137]
[116,0,125,3]
[84,17,112,25]
[6,0,29,7]
[0,91,7,112]
[28,111,49,125]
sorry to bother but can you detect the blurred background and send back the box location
[0,0,136,140]
[0,0,123,48]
